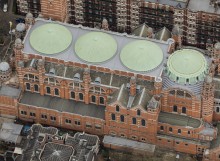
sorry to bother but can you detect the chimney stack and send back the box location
[130,76,136,96]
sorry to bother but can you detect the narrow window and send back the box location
[46,87,51,94]
[182,107,186,114]
[100,97,104,104]
[137,109,141,116]
[91,95,96,103]
[217,107,220,113]
[34,84,39,92]
[173,105,177,112]
[70,91,75,99]
[120,115,124,122]
[169,127,172,132]
[79,93,84,100]
[116,105,119,112]
[141,119,146,126]
[26,83,30,90]
[178,129,181,134]
[54,88,59,96]
[160,126,164,131]
[111,114,115,120]
[132,118,136,124]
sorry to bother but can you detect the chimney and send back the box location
[130,76,136,96]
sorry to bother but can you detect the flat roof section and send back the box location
[146,0,188,8]
[30,23,72,54]
[158,112,202,128]
[75,32,117,63]
[20,92,105,119]
[120,40,163,72]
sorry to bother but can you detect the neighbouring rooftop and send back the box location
[158,112,202,128]
[0,85,21,99]
[145,0,189,8]
[20,92,105,119]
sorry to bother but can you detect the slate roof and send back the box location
[158,112,202,128]
[0,86,21,99]
[155,27,172,42]
[132,23,149,37]
[20,92,105,119]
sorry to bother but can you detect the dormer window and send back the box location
[116,105,120,112]
[49,68,55,75]
[73,73,80,80]
[95,77,101,84]
[137,109,141,116]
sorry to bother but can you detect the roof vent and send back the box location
[49,68,55,75]
[94,77,101,84]
[73,73,80,80]
[136,85,141,93]
[126,83,130,89]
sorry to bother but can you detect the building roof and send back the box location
[20,92,105,119]
[0,62,10,71]
[166,49,208,85]
[40,143,74,161]
[0,86,21,98]
[75,32,117,63]
[154,27,172,41]
[23,19,170,78]
[103,135,155,153]
[30,23,72,54]
[120,40,163,72]
[16,23,26,32]
[132,23,149,37]
[158,112,202,128]
[146,0,188,8]
[188,0,220,14]
[0,123,23,144]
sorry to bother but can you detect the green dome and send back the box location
[30,24,72,54]
[167,49,208,84]
[120,40,163,72]
[75,32,117,63]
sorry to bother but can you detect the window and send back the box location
[132,118,136,124]
[79,93,84,100]
[176,142,180,144]
[34,84,39,92]
[100,97,104,104]
[111,114,116,120]
[178,129,181,134]
[182,107,186,114]
[120,115,124,122]
[95,125,101,129]
[173,105,177,112]
[137,109,141,116]
[74,120,81,125]
[217,107,220,113]
[54,88,59,96]
[41,114,47,119]
[188,131,191,134]
[160,126,164,131]
[116,105,120,112]
[20,111,27,115]
[141,119,146,126]
[86,123,92,128]
[168,140,171,142]
[50,116,56,121]
[46,87,51,94]
[91,95,96,103]
[26,83,30,90]
[30,112,36,117]
[70,91,75,99]
[185,144,188,146]
[169,127,172,132]
[65,119,71,124]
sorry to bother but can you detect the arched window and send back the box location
[116,105,120,112]
[99,97,104,104]
[178,129,181,134]
[182,107,186,114]
[70,91,75,99]
[173,105,177,112]
[111,114,115,120]
[26,83,30,90]
[141,119,146,126]
[91,95,96,103]
[34,84,39,92]
[132,118,136,124]
[46,87,51,94]
[54,88,59,96]
[79,93,84,100]
[120,115,124,122]
[217,107,220,113]
[169,127,172,132]
[137,109,141,116]
[160,126,164,131]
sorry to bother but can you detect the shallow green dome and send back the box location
[120,40,163,72]
[75,32,117,63]
[30,24,72,54]
[167,49,208,84]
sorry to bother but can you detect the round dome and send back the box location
[215,42,220,50]
[0,62,10,71]
[16,23,25,32]
[120,40,163,72]
[167,49,208,84]
[26,12,33,18]
[75,32,117,63]
[30,24,72,54]
[15,38,22,44]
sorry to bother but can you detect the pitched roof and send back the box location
[132,23,149,37]
[155,27,172,41]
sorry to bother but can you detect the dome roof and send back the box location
[26,12,33,18]
[15,38,22,44]
[30,24,72,54]
[166,49,208,84]
[215,42,220,50]
[0,62,10,71]
[120,40,163,72]
[16,23,25,32]
[75,32,117,63]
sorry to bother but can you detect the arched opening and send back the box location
[137,109,141,116]
[26,83,30,90]
[120,115,124,122]
[141,119,146,126]
[34,84,39,92]
[54,88,59,96]
[70,91,75,99]
[182,107,186,114]
[116,105,120,112]
[79,93,84,100]
[46,87,51,94]
[99,97,104,104]
[111,113,115,120]
[132,118,136,124]
[169,127,172,132]
[217,107,220,113]
[91,95,96,103]
[178,129,181,134]
[173,105,177,112]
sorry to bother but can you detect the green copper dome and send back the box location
[30,24,72,54]
[75,32,117,63]
[120,40,163,72]
[167,49,208,84]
